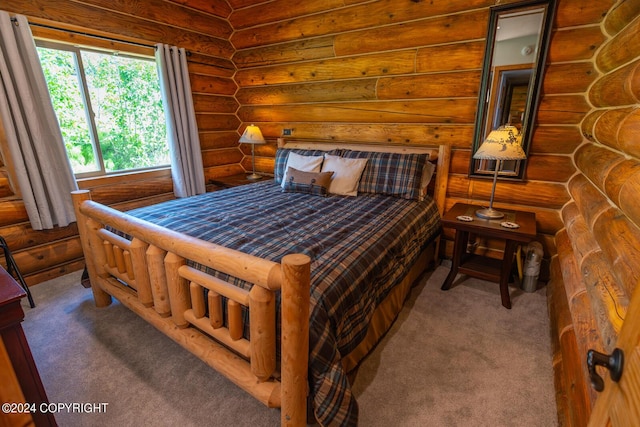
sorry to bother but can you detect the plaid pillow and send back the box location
[341,150,429,200]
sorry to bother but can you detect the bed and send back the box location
[72,140,450,426]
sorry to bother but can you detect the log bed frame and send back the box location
[71,141,451,426]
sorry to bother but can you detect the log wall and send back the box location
[548,0,640,424]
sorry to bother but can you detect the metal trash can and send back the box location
[522,241,543,293]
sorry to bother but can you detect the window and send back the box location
[36,41,169,177]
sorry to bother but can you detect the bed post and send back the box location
[433,145,451,265]
[434,144,450,218]
[280,253,311,427]
[71,190,112,307]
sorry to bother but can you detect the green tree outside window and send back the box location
[37,43,169,176]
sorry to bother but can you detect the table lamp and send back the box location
[239,124,266,180]
[473,125,526,219]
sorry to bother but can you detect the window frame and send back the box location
[35,39,170,179]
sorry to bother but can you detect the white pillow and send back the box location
[321,154,368,196]
[281,152,324,188]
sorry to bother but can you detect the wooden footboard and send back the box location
[71,190,310,426]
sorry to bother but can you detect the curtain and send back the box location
[0,12,78,230]
[155,44,205,198]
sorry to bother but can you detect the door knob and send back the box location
[586,348,624,392]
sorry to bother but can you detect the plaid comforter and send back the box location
[124,181,441,426]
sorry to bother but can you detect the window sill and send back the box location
[76,167,171,189]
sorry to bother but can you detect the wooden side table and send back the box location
[441,203,537,309]
[208,173,268,192]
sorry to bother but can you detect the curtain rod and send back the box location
[10,17,191,55]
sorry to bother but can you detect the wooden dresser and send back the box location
[0,267,56,427]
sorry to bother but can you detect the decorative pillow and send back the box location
[341,150,430,200]
[283,167,334,197]
[274,148,340,185]
[321,154,368,197]
[279,152,324,189]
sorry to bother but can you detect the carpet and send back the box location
[20,265,557,426]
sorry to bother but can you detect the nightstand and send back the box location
[208,173,268,191]
[441,202,537,309]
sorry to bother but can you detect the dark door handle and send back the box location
[587,348,624,392]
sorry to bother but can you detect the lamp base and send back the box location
[475,207,504,219]
[246,173,262,180]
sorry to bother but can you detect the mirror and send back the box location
[470,0,556,180]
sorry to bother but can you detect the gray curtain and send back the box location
[155,43,205,198]
[0,12,78,230]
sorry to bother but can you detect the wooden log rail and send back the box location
[71,190,311,426]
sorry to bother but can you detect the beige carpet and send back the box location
[21,264,557,426]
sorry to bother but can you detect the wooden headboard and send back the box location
[277,138,450,216]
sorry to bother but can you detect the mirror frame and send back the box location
[469,0,557,181]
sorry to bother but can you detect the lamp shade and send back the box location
[473,125,526,160]
[239,124,265,144]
